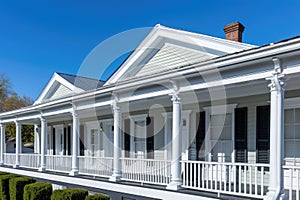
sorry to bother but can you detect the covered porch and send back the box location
[0,64,300,200]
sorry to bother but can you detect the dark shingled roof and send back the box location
[57,72,105,91]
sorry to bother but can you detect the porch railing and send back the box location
[3,153,16,166]
[181,160,270,199]
[120,158,171,185]
[46,155,72,173]
[19,153,40,169]
[78,156,113,178]
[283,165,300,200]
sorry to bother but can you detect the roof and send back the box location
[34,72,104,105]
[105,24,256,85]
[0,35,300,120]
[57,73,104,91]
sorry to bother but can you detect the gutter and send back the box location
[1,37,300,119]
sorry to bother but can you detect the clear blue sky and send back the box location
[1,0,300,100]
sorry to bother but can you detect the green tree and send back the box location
[0,74,34,143]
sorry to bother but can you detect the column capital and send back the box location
[71,110,78,118]
[267,57,285,92]
[39,116,47,123]
[170,92,181,103]
[111,93,120,111]
[14,120,21,127]
[111,101,120,111]
[268,75,285,92]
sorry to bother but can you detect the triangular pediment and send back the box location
[43,81,73,100]
[105,24,256,85]
[34,73,84,105]
[133,43,214,78]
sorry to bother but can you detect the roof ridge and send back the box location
[154,24,256,48]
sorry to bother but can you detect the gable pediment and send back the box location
[129,43,214,78]
[43,81,73,100]
[34,73,84,105]
[105,24,256,85]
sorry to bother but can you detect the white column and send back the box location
[39,117,47,172]
[265,58,285,200]
[70,111,79,176]
[109,100,122,182]
[0,124,5,165]
[167,93,182,190]
[14,121,21,168]
[34,124,40,154]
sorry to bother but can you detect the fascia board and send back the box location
[105,25,256,85]
[34,73,84,105]
[1,37,300,119]
[34,73,58,105]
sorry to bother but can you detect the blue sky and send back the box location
[1,0,300,100]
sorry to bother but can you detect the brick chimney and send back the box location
[223,21,245,42]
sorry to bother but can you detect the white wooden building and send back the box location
[0,22,299,200]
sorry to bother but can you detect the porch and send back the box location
[1,153,300,199]
[1,48,300,200]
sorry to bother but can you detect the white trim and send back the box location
[1,37,300,121]
[105,25,255,85]
[34,73,84,105]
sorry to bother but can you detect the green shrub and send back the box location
[0,174,20,200]
[51,188,88,200]
[0,172,9,176]
[85,194,110,200]
[9,177,36,200]
[24,182,52,200]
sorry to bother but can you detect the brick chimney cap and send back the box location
[223,21,245,34]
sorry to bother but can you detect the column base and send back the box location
[69,169,79,176]
[166,181,182,191]
[109,173,121,182]
[38,167,46,172]
[264,188,286,200]
[13,164,19,169]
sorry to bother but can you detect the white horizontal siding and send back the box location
[49,84,73,100]
[136,44,212,77]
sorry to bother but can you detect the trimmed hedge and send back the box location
[51,188,88,200]
[9,177,36,200]
[85,194,110,200]
[0,172,8,176]
[0,174,20,200]
[24,182,52,200]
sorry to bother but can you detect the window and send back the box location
[203,104,237,163]
[284,108,300,162]
[210,113,233,162]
